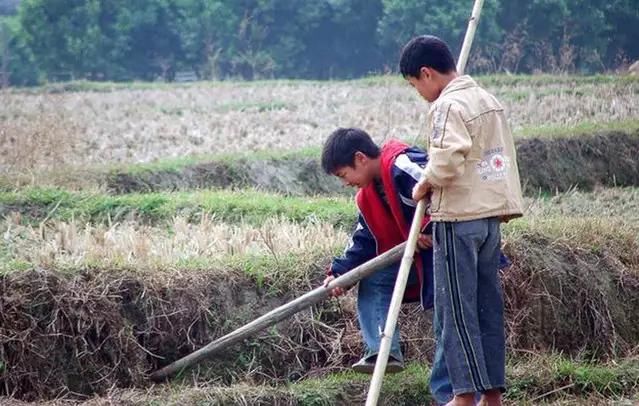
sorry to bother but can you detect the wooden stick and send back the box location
[457,0,485,75]
[149,241,407,382]
[365,1,486,404]
[364,200,426,406]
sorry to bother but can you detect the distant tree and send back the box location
[3,0,639,82]
[113,0,185,80]
[0,15,38,85]
[603,0,639,67]
[309,0,384,78]
[377,0,502,71]
[0,0,20,15]
[0,17,9,87]
[19,0,120,80]
[18,0,186,81]
[495,0,618,73]
[176,0,237,79]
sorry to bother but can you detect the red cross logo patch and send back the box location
[490,155,506,172]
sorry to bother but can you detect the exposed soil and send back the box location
[517,130,639,194]
[105,130,639,196]
[107,156,345,196]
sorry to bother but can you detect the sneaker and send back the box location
[351,354,405,374]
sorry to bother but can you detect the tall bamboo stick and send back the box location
[364,200,426,406]
[364,1,486,405]
[150,241,407,381]
[457,0,485,75]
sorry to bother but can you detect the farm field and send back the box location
[1,75,639,405]
[1,75,637,171]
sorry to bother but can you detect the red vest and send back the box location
[355,140,430,302]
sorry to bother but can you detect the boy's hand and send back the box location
[323,275,347,297]
[412,178,432,201]
[417,233,433,250]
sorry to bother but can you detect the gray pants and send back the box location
[432,218,505,397]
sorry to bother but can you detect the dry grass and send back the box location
[502,214,639,357]
[0,101,84,172]
[525,187,639,224]
[0,215,348,272]
[1,210,639,401]
[1,77,637,171]
[3,186,639,274]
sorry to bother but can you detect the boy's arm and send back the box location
[329,214,377,277]
[422,103,472,187]
[394,152,431,232]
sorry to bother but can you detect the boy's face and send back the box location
[333,152,375,189]
[407,67,440,102]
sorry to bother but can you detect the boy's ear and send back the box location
[420,66,433,80]
[353,151,367,166]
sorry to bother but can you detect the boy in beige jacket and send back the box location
[400,35,523,406]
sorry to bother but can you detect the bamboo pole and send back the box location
[149,241,407,382]
[364,201,426,406]
[457,0,485,75]
[364,1,485,405]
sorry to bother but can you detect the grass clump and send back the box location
[2,356,635,404]
[477,73,639,87]
[0,215,345,278]
[0,187,355,226]
[508,354,639,402]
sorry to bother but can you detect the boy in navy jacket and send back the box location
[320,128,453,400]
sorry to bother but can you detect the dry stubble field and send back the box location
[1,75,639,405]
[0,75,637,171]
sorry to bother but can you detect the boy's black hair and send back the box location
[399,35,456,78]
[321,128,380,174]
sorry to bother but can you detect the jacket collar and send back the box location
[439,75,477,98]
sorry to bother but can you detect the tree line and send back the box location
[0,0,637,86]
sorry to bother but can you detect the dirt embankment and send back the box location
[2,226,639,401]
[107,157,345,196]
[105,130,639,196]
[517,130,639,194]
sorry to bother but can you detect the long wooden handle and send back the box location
[364,200,426,406]
[149,241,407,381]
[457,0,485,75]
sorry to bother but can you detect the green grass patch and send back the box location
[293,355,639,404]
[291,363,430,405]
[477,73,639,87]
[525,187,639,225]
[508,354,639,402]
[0,187,355,226]
[10,74,639,95]
[38,356,636,405]
[503,213,639,250]
[224,250,337,293]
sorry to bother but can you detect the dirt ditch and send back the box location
[107,157,345,196]
[104,130,639,196]
[1,226,638,402]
